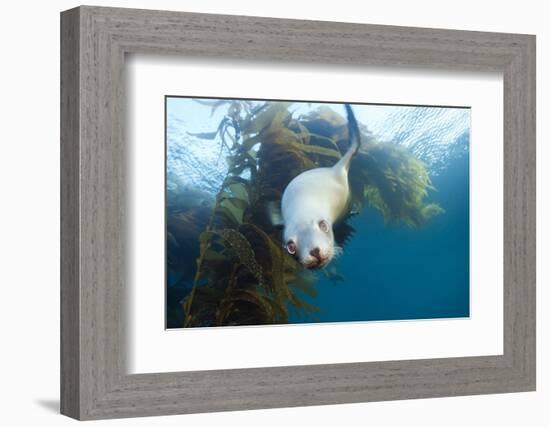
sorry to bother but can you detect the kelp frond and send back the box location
[350,142,444,226]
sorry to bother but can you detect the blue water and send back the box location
[166,97,470,327]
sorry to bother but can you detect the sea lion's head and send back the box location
[283,218,335,269]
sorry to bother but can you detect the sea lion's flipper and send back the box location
[323,268,346,284]
[334,104,361,174]
[333,220,355,247]
[267,200,284,228]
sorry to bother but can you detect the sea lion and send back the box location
[280,104,361,269]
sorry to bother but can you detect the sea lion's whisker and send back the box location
[333,246,344,259]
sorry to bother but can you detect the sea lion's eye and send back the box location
[318,220,329,233]
[286,241,296,255]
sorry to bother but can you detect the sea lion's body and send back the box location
[280,104,360,268]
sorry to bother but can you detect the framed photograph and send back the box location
[61,6,536,420]
[164,96,469,330]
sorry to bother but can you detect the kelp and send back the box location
[169,101,442,327]
[183,223,318,327]
[349,142,444,226]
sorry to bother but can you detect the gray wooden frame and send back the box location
[60,5,536,420]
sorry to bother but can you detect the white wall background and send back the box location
[0,0,546,425]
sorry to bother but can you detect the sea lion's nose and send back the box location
[310,247,321,259]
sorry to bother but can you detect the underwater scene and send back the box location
[166,97,470,328]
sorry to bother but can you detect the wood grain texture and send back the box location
[60,5,536,420]
[60,7,80,419]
